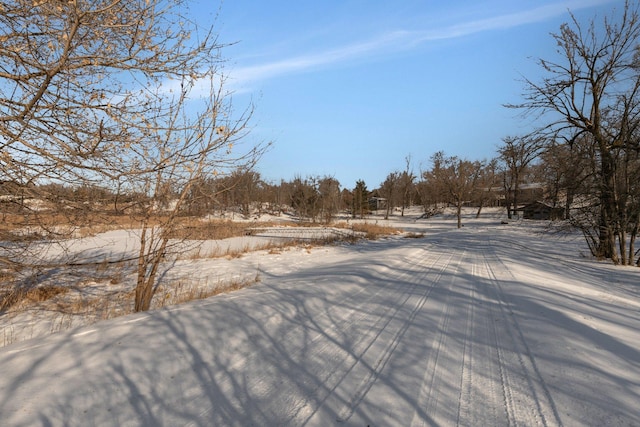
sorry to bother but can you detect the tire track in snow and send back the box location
[482,237,564,426]
[283,247,452,423]
[412,248,507,426]
[290,247,455,425]
[190,246,451,426]
[411,236,554,427]
[332,249,457,424]
[191,233,562,426]
[455,255,479,426]
[186,255,408,426]
[463,248,517,426]
[409,249,467,427]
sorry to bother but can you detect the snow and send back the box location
[0,208,638,426]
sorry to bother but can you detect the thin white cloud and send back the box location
[430,0,616,38]
[228,0,616,90]
[231,31,407,83]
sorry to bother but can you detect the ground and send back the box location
[0,208,638,426]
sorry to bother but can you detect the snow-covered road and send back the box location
[0,217,638,426]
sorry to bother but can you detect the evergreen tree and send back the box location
[352,180,369,219]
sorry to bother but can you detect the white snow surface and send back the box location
[0,209,639,426]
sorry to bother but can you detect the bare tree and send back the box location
[229,169,262,218]
[398,156,416,216]
[424,152,483,228]
[0,0,267,309]
[120,86,261,312]
[416,167,442,216]
[317,176,341,223]
[380,172,399,220]
[474,158,500,218]
[0,0,221,200]
[0,0,212,254]
[510,1,640,264]
[539,140,591,219]
[498,135,544,219]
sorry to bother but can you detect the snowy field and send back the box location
[0,208,638,426]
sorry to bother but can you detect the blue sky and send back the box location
[191,0,622,189]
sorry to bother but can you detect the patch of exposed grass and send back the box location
[1,284,69,312]
[169,217,400,243]
[0,211,141,241]
[333,221,401,240]
[168,219,282,240]
[0,211,258,240]
[27,285,68,302]
[157,273,261,308]
[179,232,358,261]
[2,209,403,242]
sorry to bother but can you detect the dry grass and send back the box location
[169,219,272,240]
[1,272,262,347]
[333,221,401,240]
[1,284,69,312]
[178,224,394,261]
[0,259,135,319]
[181,239,305,260]
[157,273,261,308]
[80,217,287,240]
[0,268,16,283]
[0,211,231,240]
[2,209,403,241]
[1,211,139,240]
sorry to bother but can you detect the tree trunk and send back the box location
[503,174,513,219]
[598,153,619,263]
[512,175,520,219]
[629,219,638,266]
[134,224,170,312]
[564,189,574,220]
[618,230,627,266]
[476,200,484,219]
